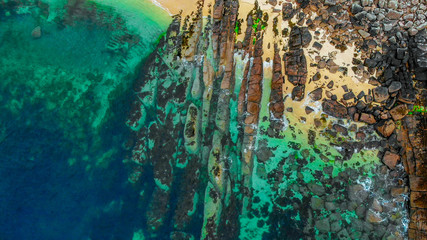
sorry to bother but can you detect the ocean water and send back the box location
[0,1,170,239]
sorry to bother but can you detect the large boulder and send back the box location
[388,81,401,93]
[309,88,323,101]
[348,184,368,204]
[366,210,384,223]
[373,86,389,103]
[292,85,305,101]
[282,3,294,20]
[389,104,408,121]
[375,119,396,138]
[301,27,312,47]
[359,113,376,124]
[322,100,348,119]
[382,151,400,169]
[315,218,330,233]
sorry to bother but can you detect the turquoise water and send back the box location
[0,1,170,239]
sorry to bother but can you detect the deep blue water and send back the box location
[0,90,142,240]
[0,11,147,240]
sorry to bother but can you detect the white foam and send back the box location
[151,0,173,16]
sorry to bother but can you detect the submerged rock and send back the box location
[31,26,42,39]
[366,210,384,223]
[348,184,368,204]
[315,218,330,233]
[311,196,325,210]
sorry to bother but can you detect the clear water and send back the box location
[0,1,170,239]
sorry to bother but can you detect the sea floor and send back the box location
[0,0,169,239]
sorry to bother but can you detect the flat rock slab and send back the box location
[410,176,427,191]
[389,104,408,121]
[382,151,400,169]
[411,192,427,208]
[410,209,427,231]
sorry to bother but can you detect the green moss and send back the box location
[154,31,167,45]
[408,105,426,115]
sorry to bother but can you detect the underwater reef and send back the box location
[0,0,426,240]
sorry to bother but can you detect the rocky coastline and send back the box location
[125,0,426,239]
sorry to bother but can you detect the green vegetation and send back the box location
[252,18,261,31]
[155,31,167,45]
[408,105,426,115]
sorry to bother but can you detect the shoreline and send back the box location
[90,0,172,35]
[151,0,173,16]
[151,0,201,17]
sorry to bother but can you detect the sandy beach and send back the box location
[153,0,206,16]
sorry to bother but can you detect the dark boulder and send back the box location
[301,27,312,47]
[359,113,377,124]
[372,86,389,102]
[282,3,294,20]
[388,81,402,93]
[384,68,393,80]
[396,48,407,60]
[292,85,305,101]
[322,100,348,119]
[389,104,408,121]
[365,58,378,68]
[343,91,355,100]
[375,119,396,138]
[305,106,314,114]
[333,124,348,136]
[357,91,365,99]
[351,3,363,14]
[313,42,323,51]
[309,88,323,101]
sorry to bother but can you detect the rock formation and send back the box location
[125,0,427,239]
